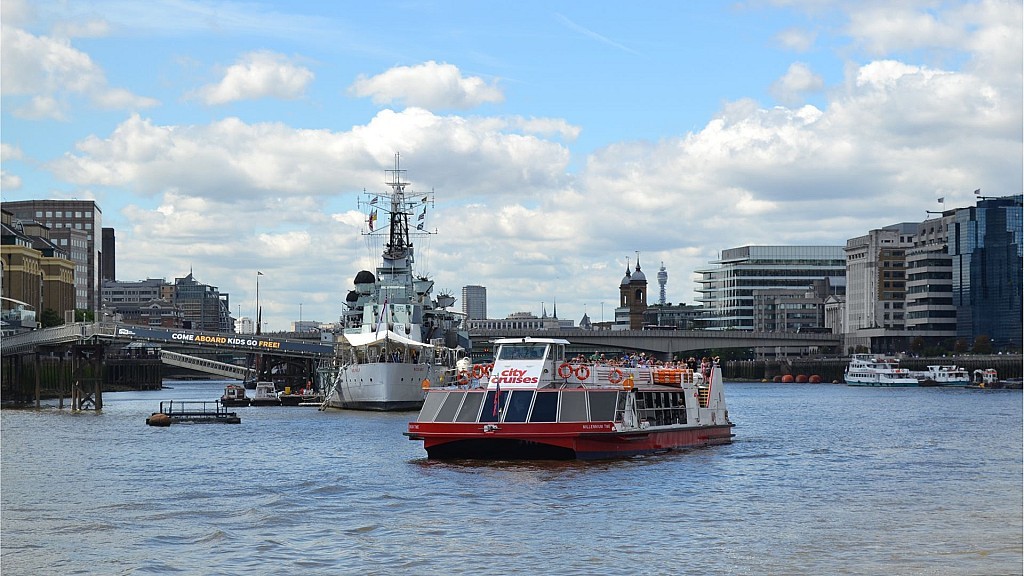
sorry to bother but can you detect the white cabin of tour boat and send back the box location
[406,337,734,460]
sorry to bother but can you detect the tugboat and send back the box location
[219,383,250,407]
[323,156,467,411]
[405,337,734,460]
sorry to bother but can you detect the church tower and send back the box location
[628,257,648,329]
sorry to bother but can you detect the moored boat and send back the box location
[250,381,281,406]
[911,364,970,387]
[219,383,250,407]
[844,354,919,387]
[405,337,734,460]
[323,156,466,411]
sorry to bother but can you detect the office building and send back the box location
[3,200,103,315]
[461,285,487,320]
[696,246,846,331]
[950,195,1023,349]
[173,272,233,332]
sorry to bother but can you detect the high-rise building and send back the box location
[905,214,956,337]
[950,195,1023,349]
[845,224,916,333]
[696,246,846,330]
[462,285,487,320]
[173,272,233,332]
[3,200,103,315]
[102,227,116,281]
[1,209,75,327]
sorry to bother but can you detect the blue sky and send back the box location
[2,0,1021,331]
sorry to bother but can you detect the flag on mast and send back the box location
[974,189,981,195]
[937,197,944,203]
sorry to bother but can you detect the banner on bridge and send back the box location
[114,325,334,356]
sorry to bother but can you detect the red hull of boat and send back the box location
[407,421,735,460]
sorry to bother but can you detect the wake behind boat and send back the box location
[323,157,467,411]
[405,337,735,460]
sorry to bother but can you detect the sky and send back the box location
[1,0,1021,332]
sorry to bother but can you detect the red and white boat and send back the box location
[405,337,734,460]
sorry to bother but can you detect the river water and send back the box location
[2,381,1021,575]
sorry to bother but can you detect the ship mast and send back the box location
[383,153,412,263]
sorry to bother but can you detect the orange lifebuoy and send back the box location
[472,364,484,380]
[483,363,493,376]
[575,364,591,381]
[608,368,624,384]
[457,371,469,386]
[557,363,574,379]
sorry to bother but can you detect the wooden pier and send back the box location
[146,400,241,426]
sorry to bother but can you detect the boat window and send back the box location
[435,391,465,422]
[587,391,618,421]
[497,344,548,361]
[529,391,559,422]
[417,391,447,422]
[478,390,509,422]
[558,391,588,422]
[503,390,535,422]
[455,391,484,422]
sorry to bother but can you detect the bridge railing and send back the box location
[1,322,99,356]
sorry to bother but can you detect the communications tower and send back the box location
[657,261,668,305]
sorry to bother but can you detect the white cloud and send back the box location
[348,61,504,110]
[776,27,817,52]
[52,19,111,39]
[1,172,23,190]
[770,62,825,106]
[0,24,158,118]
[191,51,315,105]
[1,143,25,161]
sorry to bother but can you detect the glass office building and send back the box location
[695,246,846,331]
[950,195,1023,350]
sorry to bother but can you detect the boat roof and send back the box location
[344,329,433,348]
[492,337,571,345]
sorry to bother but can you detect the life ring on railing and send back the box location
[483,363,493,377]
[472,364,485,380]
[557,363,574,379]
[608,368,624,384]
[457,371,469,386]
[575,364,591,381]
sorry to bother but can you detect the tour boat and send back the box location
[405,337,734,460]
[912,364,971,387]
[323,156,466,411]
[844,354,919,386]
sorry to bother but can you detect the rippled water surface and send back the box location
[2,381,1021,575]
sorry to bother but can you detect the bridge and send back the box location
[1,323,337,387]
[1,323,336,358]
[468,328,842,358]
